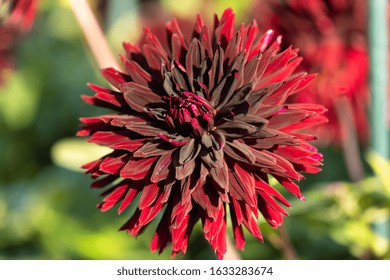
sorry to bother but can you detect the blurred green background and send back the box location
[0,0,389,260]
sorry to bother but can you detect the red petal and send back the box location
[175,160,196,180]
[101,68,129,89]
[139,192,164,225]
[257,196,284,228]
[274,176,305,200]
[120,82,162,112]
[228,164,257,207]
[91,174,117,189]
[100,183,128,212]
[99,153,129,175]
[192,183,222,220]
[138,181,160,209]
[150,210,171,253]
[118,180,144,214]
[133,140,174,158]
[151,152,174,182]
[230,204,246,250]
[255,176,291,207]
[120,55,152,87]
[120,157,157,180]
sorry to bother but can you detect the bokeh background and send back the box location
[0,0,389,260]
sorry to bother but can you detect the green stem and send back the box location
[369,0,389,158]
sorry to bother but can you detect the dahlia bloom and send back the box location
[0,0,38,84]
[78,8,326,259]
[255,0,369,145]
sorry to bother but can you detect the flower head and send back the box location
[78,8,326,259]
[255,0,369,145]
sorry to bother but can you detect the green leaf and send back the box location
[0,72,40,130]
[51,137,112,172]
[366,151,390,195]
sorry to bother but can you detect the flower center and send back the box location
[163,92,215,137]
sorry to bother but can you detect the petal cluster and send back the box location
[255,0,369,145]
[78,8,326,259]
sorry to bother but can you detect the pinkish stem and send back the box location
[334,96,364,182]
[223,236,241,260]
[69,0,121,70]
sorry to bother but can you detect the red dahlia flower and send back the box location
[255,0,369,145]
[78,8,326,259]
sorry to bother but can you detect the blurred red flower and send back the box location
[0,0,38,84]
[255,0,369,145]
[79,8,326,259]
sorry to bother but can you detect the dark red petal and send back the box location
[158,133,189,146]
[280,114,328,132]
[144,28,170,64]
[186,38,204,83]
[99,153,129,175]
[138,181,161,209]
[120,55,153,87]
[274,176,305,200]
[119,209,143,235]
[263,46,297,76]
[139,192,165,225]
[178,138,201,164]
[229,164,257,208]
[100,183,128,212]
[143,44,165,70]
[229,203,246,250]
[214,7,235,49]
[209,46,225,90]
[91,174,117,189]
[248,29,274,60]
[262,74,305,105]
[192,183,222,220]
[273,145,322,166]
[120,82,162,112]
[81,90,127,110]
[224,141,256,164]
[118,180,143,214]
[82,157,103,173]
[243,53,260,85]
[150,209,171,254]
[101,68,129,89]
[97,115,163,137]
[203,206,227,258]
[151,152,174,182]
[243,20,258,54]
[166,18,187,51]
[209,159,229,190]
[171,207,198,255]
[291,73,317,93]
[120,157,157,180]
[133,140,174,158]
[255,176,291,207]
[268,107,313,129]
[88,131,144,151]
[243,215,263,242]
[262,150,303,180]
[218,120,258,139]
[175,159,196,180]
[257,195,284,228]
